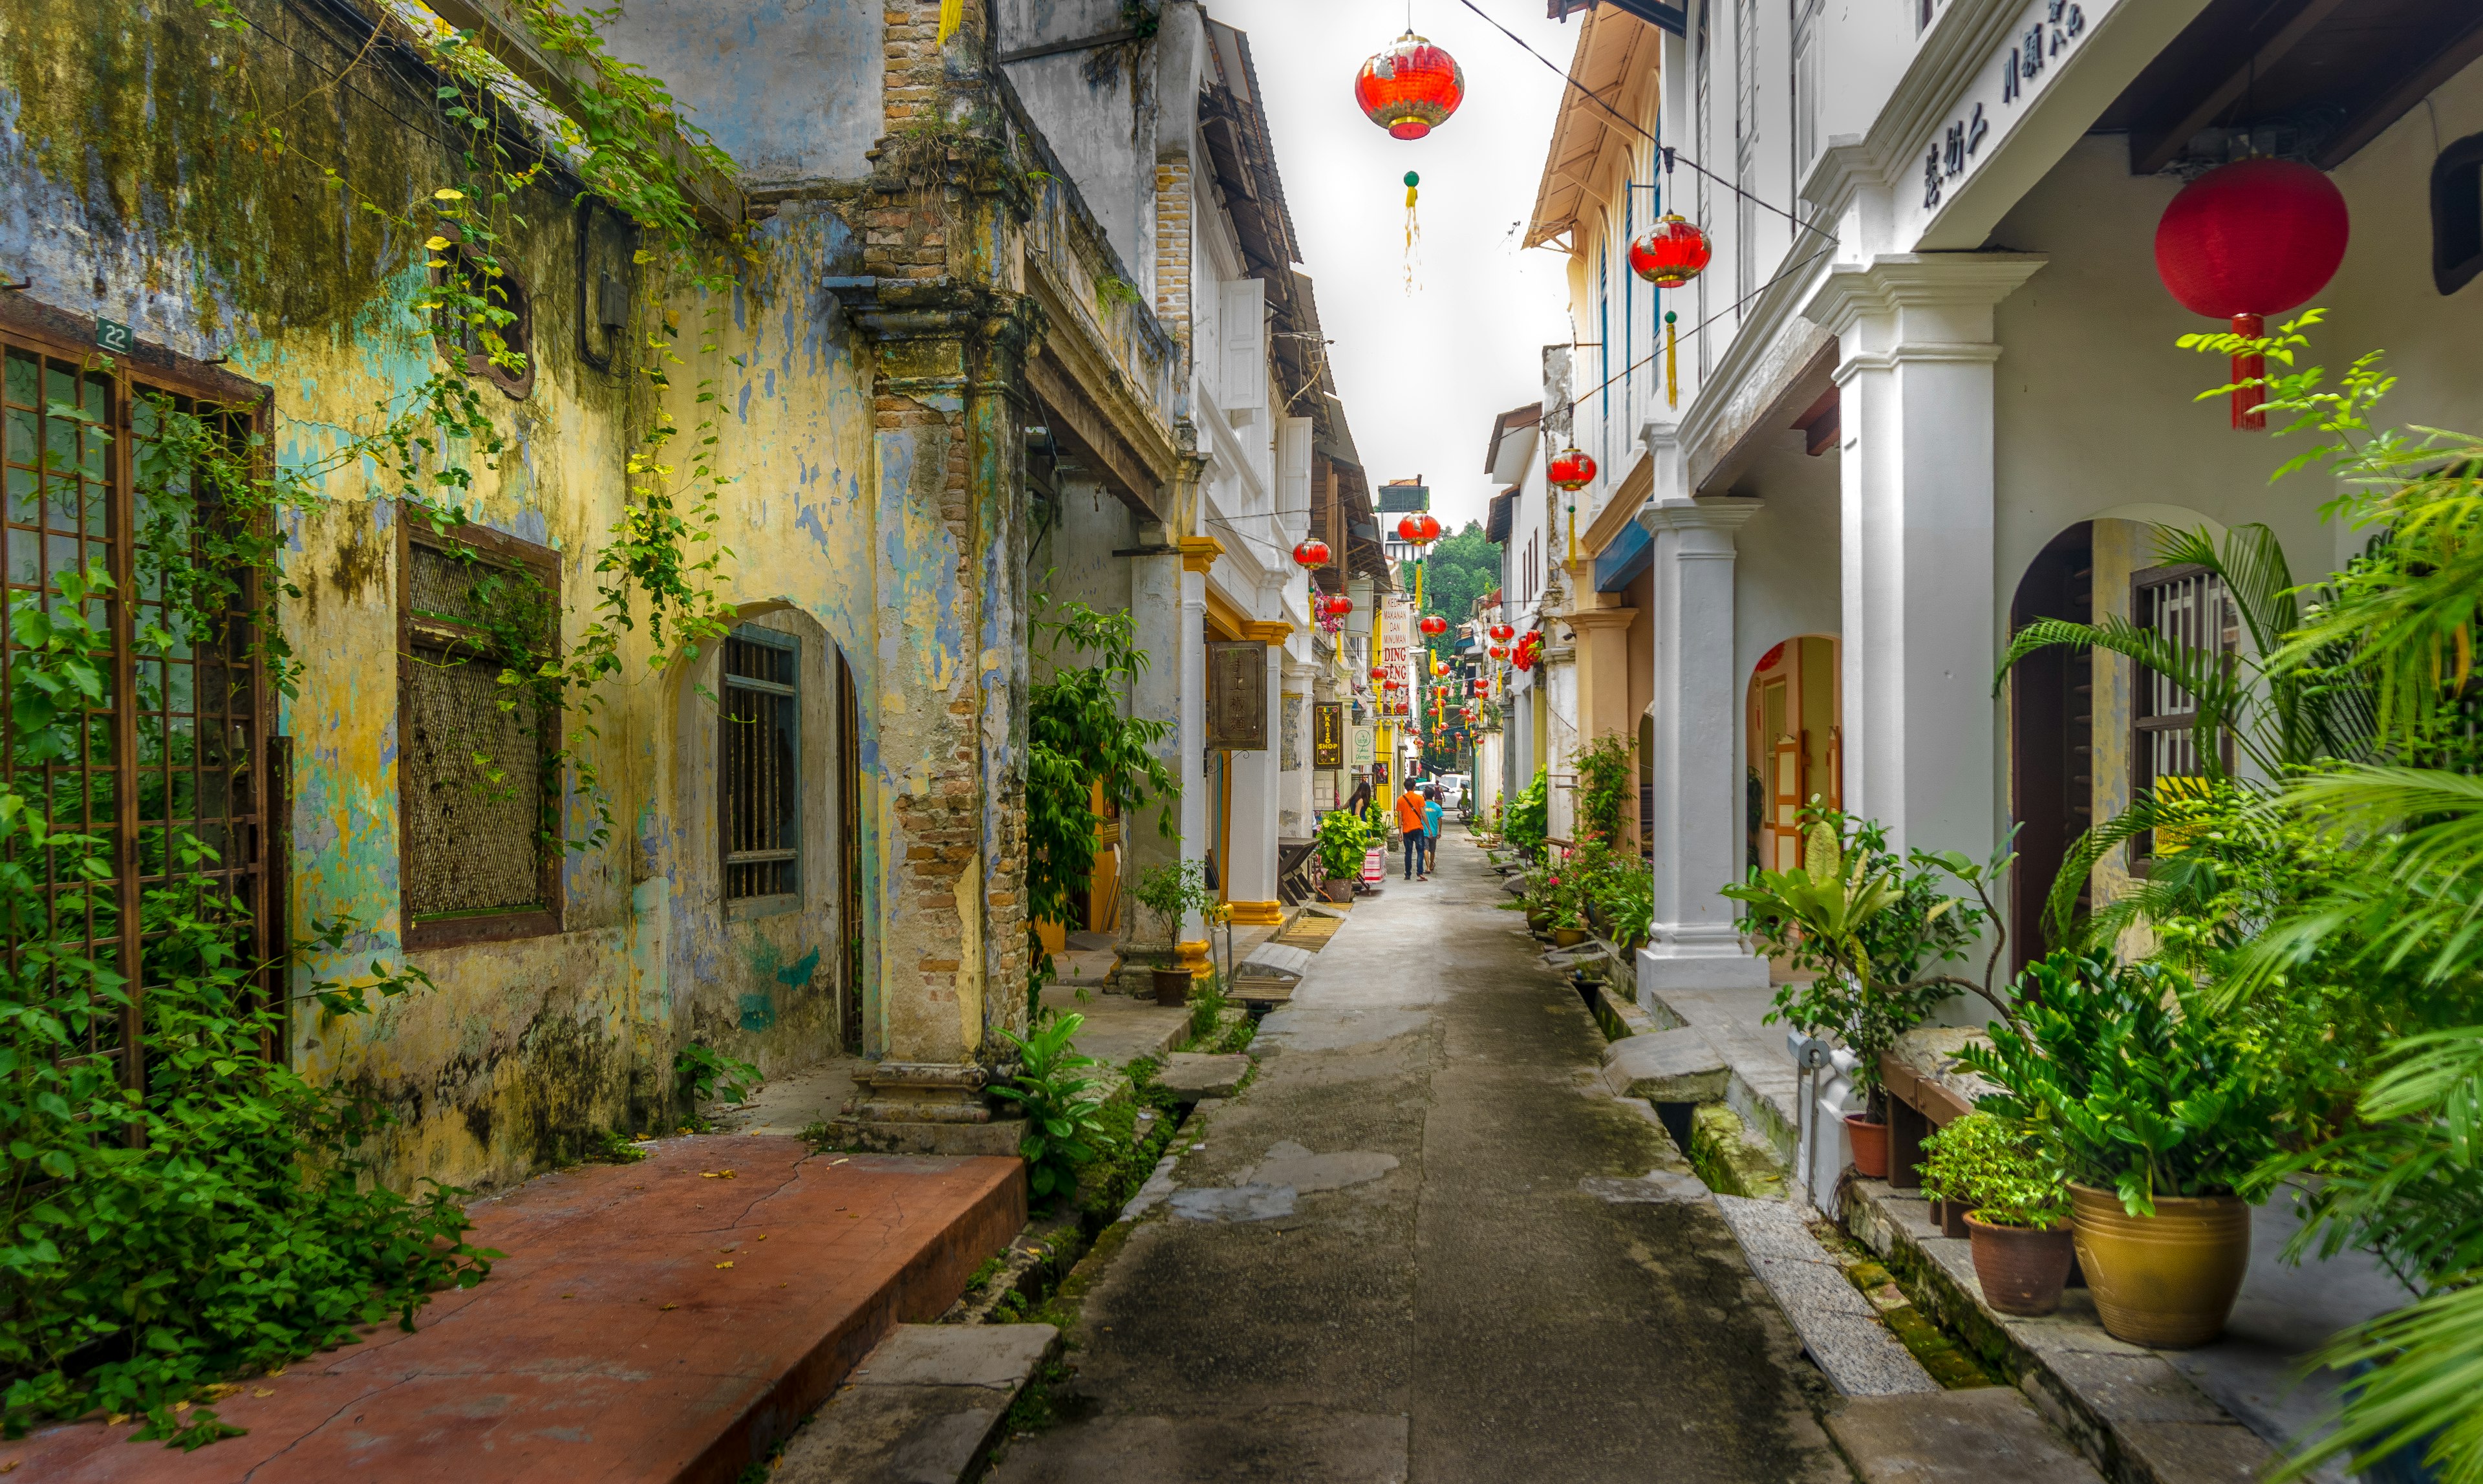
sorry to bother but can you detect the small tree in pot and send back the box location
[1920,1111,2074,1316]
[1130,860,1216,1005]
[1726,807,2016,1178]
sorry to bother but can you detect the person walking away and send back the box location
[1396,786,1428,880]
[1422,786,1443,879]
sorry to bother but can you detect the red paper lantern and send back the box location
[1324,592,1353,618]
[1628,214,1714,289]
[1419,614,1448,638]
[1488,622,1514,643]
[2154,158,2349,431]
[1369,665,1386,682]
[1395,511,1443,544]
[1547,447,1596,491]
[1355,33,1465,142]
[1488,644,1507,660]
[1291,538,1331,568]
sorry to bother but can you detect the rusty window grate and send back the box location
[1,323,275,1084]
[398,522,560,949]
[722,627,799,903]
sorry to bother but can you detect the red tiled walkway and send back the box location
[15,1138,1024,1483]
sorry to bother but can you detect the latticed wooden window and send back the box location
[1,313,275,1083]
[722,627,799,903]
[398,522,559,948]
[2132,561,2237,864]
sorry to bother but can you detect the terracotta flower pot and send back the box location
[1965,1215,2076,1317]
[1323,879,1356,903]
[2069,1183,2251,1348]
[1551,927,1587,947]
[1844,1114,1889,1179]
[1151,968,1192,1007]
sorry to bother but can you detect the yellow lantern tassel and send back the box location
[1664,308,1679,409]
[1403,171,1421,295]
[936,0,963,47]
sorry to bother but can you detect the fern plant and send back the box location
[989,1013,1107,1207]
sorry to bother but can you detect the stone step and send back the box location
[1827,1386,2106,1483]
[1712,1193,1939,1398]
[774,1324,1059,1484]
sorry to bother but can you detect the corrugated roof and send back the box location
[1524,6,1661,250]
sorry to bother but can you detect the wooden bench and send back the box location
[1875,1028,2001,1191]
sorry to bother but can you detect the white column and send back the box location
[1806,253,2044,859]
[1637,495,1768,993]
[1280,655,1318,838]
[1177,564,1209,947]
[1222,634,1284,923]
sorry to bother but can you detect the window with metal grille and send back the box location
[722,627,799,903]
[2132,562,2237,865]
[1,316,276,1081]
[398,523,560,948]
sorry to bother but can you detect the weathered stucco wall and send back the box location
[1,0,890,1192]
[597,0,885,186]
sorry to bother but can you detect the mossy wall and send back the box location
[1,0,893,1192]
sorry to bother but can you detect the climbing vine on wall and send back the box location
[0,0,764,1445]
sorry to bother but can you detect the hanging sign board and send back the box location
[1205,640,1267,749]
[1313,701,1345,768]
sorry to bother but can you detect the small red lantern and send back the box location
[1429,657,1448,675]
[1324,593,1353,618]
[1395,512,1443,544]
[1291,538,1331,568]
[1488,622,1514,643]
[1419,613,1447,638]
[1547,447,1596,491]
[2154,158,2349,430]
[1488,644,1507,660]
[1355,33,1465,141]
[1369,665,1386,682]
[1628,214,1714,289]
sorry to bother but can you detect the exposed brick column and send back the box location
[832,0,1040,1141]
[1154,154,1192,361]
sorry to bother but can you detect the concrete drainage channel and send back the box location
[1551,938,2109,1483]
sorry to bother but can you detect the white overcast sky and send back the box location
[1212,0,1584,534]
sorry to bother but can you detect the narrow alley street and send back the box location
[993,832,1847,1483]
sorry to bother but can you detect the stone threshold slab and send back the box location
[1713,1194,1939,1398]
[16,1138,1026,1484]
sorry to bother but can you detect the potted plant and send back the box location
[1130,859,1214,1006]
[1962,951,2281,1348]
[1920,1112,2074,1317]
[1315,809,1369,903]
[1726,808,2013,1179]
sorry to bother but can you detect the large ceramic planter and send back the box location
[2069,1183,2250,1348]
[1844,1114,1889,1179]
[1965,1216,2076,1317]
[1526,910,1552,931]
[1551,927,1587,948]
[1151,968,1192,1007]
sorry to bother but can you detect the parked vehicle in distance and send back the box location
[1437,774,1467,810]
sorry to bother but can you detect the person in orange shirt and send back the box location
[1395,786,1430,881]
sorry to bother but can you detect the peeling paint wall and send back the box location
[1,0,887,1192]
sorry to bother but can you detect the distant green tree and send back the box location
[1406,520,1501,667]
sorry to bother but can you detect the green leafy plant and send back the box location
[988,1013,1107,1206]
[1919,1112,2067,1229]
[1726,808,2009,1115]
[1026,594,1179,1009]
[1574,733,1635,847]
[1130,859,1214,954]
[1961,952,2281,1217]
[1505,766,1549,859]
[674,1042,761,1113]
[1315,808,1370,883]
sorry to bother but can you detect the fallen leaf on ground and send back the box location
[1,1457,18,1472]
[757,1234,768,1241]
[716,1262,734,1269]
[200,1382,242,1401]
[701,1172,720,1179]
[661,1303,678,1311]
[253,1389,275,1399]
[105,1414,128,1426]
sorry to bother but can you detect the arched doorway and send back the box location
[1745,636,1841,874]
[2008,523,2094,973]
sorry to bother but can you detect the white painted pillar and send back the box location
[1805,253,2045,859]
[1280,654,1318,838]
[1637,495,1768,993]
[1177,557,1210,949]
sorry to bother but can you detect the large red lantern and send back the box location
[1419,613,1448,638]
[1395,511,1443,544]
[1547,447,1596,491]
[1628,214,1713,289]
[1355,33,1465,141]
[1291,538,1331,568]
[1488,622,1514,643]
[2154,158,2349,431]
